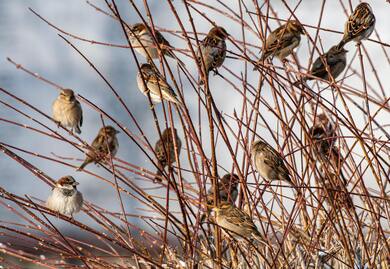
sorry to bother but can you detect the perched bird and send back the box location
[196,26,229,83]
[77,126,120,171]
[126,23,177,62]
[257,20,305,63]
[321,172,353,209]
[154,128,181,181]
[251,140,292,184]
[337,2,375,49]
[306,46,348,82]
[137,63,182,106]
[207,173,239,205]
[309,114,345,176]
[52,89,83,134]
[309,113,337,156]
[213,203,265,243]
[46,176,83,217]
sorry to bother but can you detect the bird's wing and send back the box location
[345,6,375,39]
[262,27,298,58]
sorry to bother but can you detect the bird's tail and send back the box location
[154,169,163,182]
[76,159,91,171]
[166,92,183,107]
[336,39,346,50]
[75,126,81,134]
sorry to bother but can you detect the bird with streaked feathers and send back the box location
[213,203,266,244]
[251,140,303,196]
[197,26,229,84]
[337,2,375,49]
[126,23,181,63]
[154,128,181,181]
[77,126,120,171]
[137,63,182,106]
[256,20,305,65]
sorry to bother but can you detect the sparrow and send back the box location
[257,20,305,63]
[213,203,265,243]
[306,46,348,82]
[126,23,178,62]
[309,113,337,156]
[77,126,120,171]
[196,26,229,83]
[207,173,239,205]
[337,2,375,49]
[154,127,181,181]
[321,172,353,209]
[52,89,83,134]
[309,114,345,176]
[46,176,83,217]
[137,63,182,106]
[251,140,293,184]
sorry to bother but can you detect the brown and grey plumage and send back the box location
[309,114,345,176]
[46,176,83,217]
[251,140,303,196]
[337,2,375,49]
[126,23,177,62]
[251,140,291,183]
[214,203,265,243]
[197,26,229,83]
[207,173,239,205]
[137,63,182,106]
[321,172,353,209]
[309,114,337,156]
[258,20,305,62]
[306,46,348,82]
[77,126,120,171]
[154,128,181,181]
[52,89,83,134]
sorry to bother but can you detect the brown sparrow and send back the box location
[126,23,177,62]
[251,140,292,184]
[310,115,346,184]
[213,203,264,243]
[207,173,239,205]
[258,20,305,63]
[154,127,181,181]
[137,63,182,106]
[46,176,83,217]
[77,126,120,171]
[321,172,353,209]
[309,113,337,156]
[306,46,348,82]
[196,26,229,83]
[52,89,83,134]
[338,2,375,48]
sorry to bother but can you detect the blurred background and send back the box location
[0,0,389,247]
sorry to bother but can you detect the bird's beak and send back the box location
[73,182,79,186]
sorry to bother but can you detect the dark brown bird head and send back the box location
[328,45,348,56]
[161,127,178,140]
[288,20,305,35]
[59,88,75,101]
[56,176,79,189]
[209,26,229,39]
[355,2,372,12]
[131,23,147,35]
[99,126,120,136]
[140,63,154,72]
[221,173,240,188]
[251,140,267,153]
